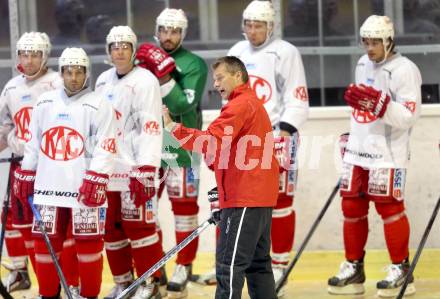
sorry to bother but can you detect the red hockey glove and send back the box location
[135,43,176,78]
[78,170,109,207]
[13,167,36,205]
[207,187,220,224]
[344,84,390,118]
[129,166,156,208]
[339,133,350,158]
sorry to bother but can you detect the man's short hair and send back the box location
[212,56,249,83]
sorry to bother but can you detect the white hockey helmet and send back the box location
[58,47,90,77]
[243,1,275,25]
[16,32,51,62]
[156,8,188,38]
[360,15,394,43]
[106,25,137,56]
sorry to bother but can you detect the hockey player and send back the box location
[327,15,421,298]
[135,8,208,298]
[227,1,309,295]
[13,47,116,299]
[95,26,164,299]
[0,32,78,293]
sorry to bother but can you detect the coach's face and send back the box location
[213,64,243,99]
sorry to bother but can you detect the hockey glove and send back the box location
[13,167,36,205]
[208,187,220,225]
[344,84,390,117]
[135,43,176,78]
[339,133,350,158]
[78,170,109,207]
[129,165,156,208]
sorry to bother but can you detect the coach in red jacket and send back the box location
[163,56,278,299]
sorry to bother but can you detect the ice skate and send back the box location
[327,260,365,295]
[376,260,415,298]
[167,264,191,298]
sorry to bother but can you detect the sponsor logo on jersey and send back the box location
[352,109,378,124]
[393,168,405,200]
[183,89,195,104]
[101,138,117,153]
[248,75,272,103]
[21,95,31,102]
[41,126,85,161]
[295,86,308,101]
[245,63,256,70]
[185,168,198,197]
[144,120,160,135]
[73,208,99,235]
[13,107,32,141]
[110,172,129,178]
[56,113,71,120]
[162,152,178,160]
[34,189,79,197]
[107,94,113,101]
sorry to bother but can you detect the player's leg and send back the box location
[166,167,199,298]
[368,168,414,298]
[103,192,133,299]
[33,206,67,298]
[122,192,163,299]
[72,207,106,299]
[328,165,368,295]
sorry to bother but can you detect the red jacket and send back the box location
[171,83,278,208]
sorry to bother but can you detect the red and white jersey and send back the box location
[345,53,422,169]
[0,70,61,156]
[21,88,117,208]
[228,38,309,130]
[95,66,163,191]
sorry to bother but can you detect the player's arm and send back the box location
[162,58,208,116]
[166,100,248,155]
[88,98,117,175]
[78,98,117,208]
[345,64,421,130]
[0,86,14,152]
[277,45,309,134]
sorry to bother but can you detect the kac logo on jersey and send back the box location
[352,109,377,124]
[144,120,160,135]
[101,138,116,153]
[21,95,31,102]
[41,126,85,161]
[13,107,32,141]
[248,75,272,103]
[295,86,308,101]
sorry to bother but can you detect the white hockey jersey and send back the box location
[21,88,117,208]
[344,53,422,169]
[0,70,62,156]
[95,66,163,191]
[228,38,309,130]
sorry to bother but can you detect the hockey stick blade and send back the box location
[275,179,340,294]
[396,195,440,299]
[116,217,215,299]
[28,196,73,299]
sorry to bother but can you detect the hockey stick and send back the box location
[0,160,14,299]
[0,157,22,164]
[28,196,73,299]
[396,195,440,299]
[275,179,341,294]
[116,217,215,299]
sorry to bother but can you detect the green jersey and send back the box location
[162,46,208,168]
